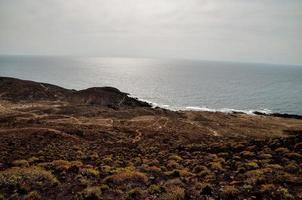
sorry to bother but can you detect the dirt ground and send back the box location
[0,99,301,199]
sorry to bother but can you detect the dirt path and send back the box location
[132,129,143,143]
[0,127,79,140]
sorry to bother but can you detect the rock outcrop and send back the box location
[0,77,150,108]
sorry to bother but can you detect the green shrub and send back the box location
[245,162,259,169]
[149,184,164,194]
[276,187,294,200]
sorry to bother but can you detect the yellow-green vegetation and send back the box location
[102,155,113,164]
[192,165,208,173]
[27,157,39,164]
[245,162,259,169]
[197,169,211,177]
[275,147,290,154]
[160,185,185,200]
[244,168,273,185]
[164,170,181,178]
[210,161,223,171]
[23,191,41,200]
[133,157,142,166]
[100,184,110,191]
[12,159,29,167]
[100,165,112,174]
[0,166,58,192]
[221,185,239,198]
[167,160,180,169]
[75,186,102,200]
[79,167,99,178]
[0,81,302,199]
[39,160,83,171]
[88,152,99,161]
[276,187,295,200]
[168,169,190,178]
[285,152,302,160]
[75,175,91,186]
[126,188,145,200]
[110,166,136,174]
[258,153,272,159]
[168,155,183,161]
[148,184,164,194]
[104,171,148,185]
[264,164,283,170]
[285,162,300,173]
[260,184,276,193]
[141,165,162,174]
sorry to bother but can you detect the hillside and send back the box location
[0,77,301,200]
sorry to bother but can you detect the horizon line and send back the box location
[0,54,301,67]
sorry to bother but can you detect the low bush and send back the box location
[104,171,148,185]
[0,166,58,194]
[12,159,29,167]
[75,186,102,200]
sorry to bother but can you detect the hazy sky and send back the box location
[0,0,301,65]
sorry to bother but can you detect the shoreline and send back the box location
[0,76,302,199]
[1,76,302,120]
[134,97,302,120]
[2,76,302,118]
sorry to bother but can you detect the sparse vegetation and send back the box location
[75,186,102,200]
[79,167,99,178]
[160,185,185,200]
[104,171,148,185]
[0,166,59,198]
[23,191,41,200]
[149,184,164,194]
[220,185,239,199]
[0,79,301,199]
[12,159,29,167]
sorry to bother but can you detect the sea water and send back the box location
[1,56,302,115]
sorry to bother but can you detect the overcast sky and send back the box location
[0,0,301,65]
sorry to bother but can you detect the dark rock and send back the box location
[201,185,213,195]
[0,77,151,108]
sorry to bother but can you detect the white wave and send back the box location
[128,95,162,108]
[183,106,272,115]
[128,95,272,115]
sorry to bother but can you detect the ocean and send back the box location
[1,55,302,115]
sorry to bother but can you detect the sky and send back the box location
[0,0,302,65]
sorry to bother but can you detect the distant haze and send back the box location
[0,0,302,65]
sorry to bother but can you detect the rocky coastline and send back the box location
[0,77,301,199]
